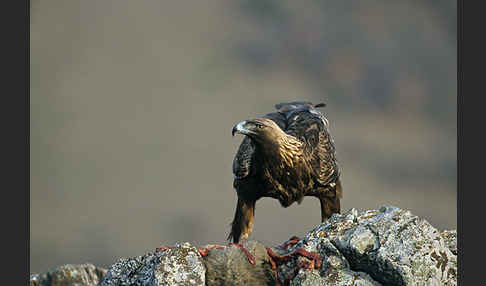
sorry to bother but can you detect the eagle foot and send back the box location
[278,236,301,250]
[266,245,322,286]
[197,244,227,257]
[155,245,175,252]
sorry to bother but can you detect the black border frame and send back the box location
[458,0,486,285]
[457,0,462,283]
[3,0,29,285]
[12,0,472,284]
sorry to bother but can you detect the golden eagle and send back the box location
[229,101,343,243]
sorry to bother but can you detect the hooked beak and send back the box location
[232,120,254,137]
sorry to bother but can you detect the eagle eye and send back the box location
[256,123,264,129]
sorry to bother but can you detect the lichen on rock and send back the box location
[155,242,205,285]
[98,242,205,286]
[29,263,107,286]
[441,230,457,255]
[303,206,457,286]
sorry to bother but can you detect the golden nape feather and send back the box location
[228,101,342,243]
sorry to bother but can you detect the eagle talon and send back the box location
[266,246,322,286]
[267,255,282,286]
[279,236,301,250]
[155,245,174,252]
[297,258,314,270]
[197,244,227,257]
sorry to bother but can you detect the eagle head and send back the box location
[232,118,289,147]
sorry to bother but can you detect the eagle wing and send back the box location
[232,101,336,183]
[277,102,340,188]
[232,101,339,190]
[232,111,286,180]
[232,136,256,179]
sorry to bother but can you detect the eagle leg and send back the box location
[228,197,256,244]
[319,194,341,222]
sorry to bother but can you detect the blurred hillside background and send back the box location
[30,0,456,273]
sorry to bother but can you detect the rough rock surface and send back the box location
[203,240,276,286]
[30,206,457,286]
[274,206,457,286]
[29,263,107,286]
[441,230,457,255]
[99,242,205,286]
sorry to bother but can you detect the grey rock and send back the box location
[203,240,276,286]
[441,230,457,255]
[297,206,457,286]
[30,206,457,286]
[291,269,381,286]
[155,242,205,286]
[267,221,383,285]
[99,242,205,286]
[29,263,107,286]
[99,241,274,286]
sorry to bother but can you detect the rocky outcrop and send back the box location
[440,230,457,256]
[98,242,206,286]
[30,263,107,286]
[30,206,457,286]
[285,206,457,285]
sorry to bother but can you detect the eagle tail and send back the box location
[275,101,327,113]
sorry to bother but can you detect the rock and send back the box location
[290,269,380,286]
[293,206,457,286]
[155,242,206,286]
[441,230,457,255]
[30,206,457,286]
[203,240,276,286]
[99,242,205,286]
[29,263,107,286]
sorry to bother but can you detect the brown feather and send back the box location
[228,102,343,243]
